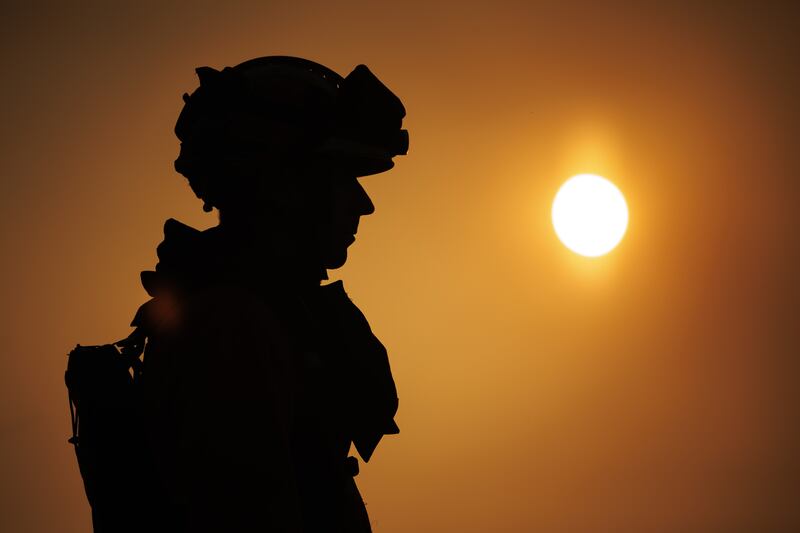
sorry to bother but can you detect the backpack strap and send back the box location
[114,327,147,384]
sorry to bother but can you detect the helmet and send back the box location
[174,56,409,182]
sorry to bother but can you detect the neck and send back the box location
[216,222,327,294]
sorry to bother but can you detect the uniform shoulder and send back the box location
[142,283,282,346]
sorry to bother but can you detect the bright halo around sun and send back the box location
[552,174,629,257]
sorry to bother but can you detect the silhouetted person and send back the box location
[131,56,407,532]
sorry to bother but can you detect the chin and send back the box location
[322,248,348,270]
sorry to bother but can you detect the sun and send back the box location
[552,174,629,257]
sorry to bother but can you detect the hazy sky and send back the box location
[1,2,799,532]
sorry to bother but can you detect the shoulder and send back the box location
[144,283,291,373]
[145,283,278,338]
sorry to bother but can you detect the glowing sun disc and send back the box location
[552,174,628,257]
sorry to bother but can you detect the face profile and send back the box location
[317,172,376,269]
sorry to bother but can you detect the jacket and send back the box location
[131,218,399,532]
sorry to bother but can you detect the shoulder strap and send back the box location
[114,327,147,384]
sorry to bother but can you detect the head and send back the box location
[173,56,407,275]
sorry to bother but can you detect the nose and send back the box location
[354,179,375,216]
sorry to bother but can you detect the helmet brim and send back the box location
[315,136,398,177]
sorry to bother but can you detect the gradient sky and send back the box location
[2,1,799,532]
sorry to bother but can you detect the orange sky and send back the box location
[2,2,799,532]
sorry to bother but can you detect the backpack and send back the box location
[65,327,170,532]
